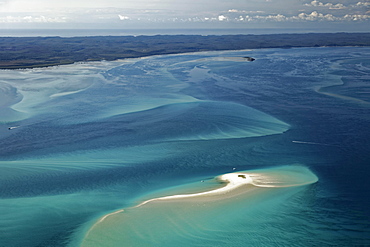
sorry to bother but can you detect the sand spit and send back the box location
[85,166,318,232]
[135,173,254,208]
[79,166,318,246]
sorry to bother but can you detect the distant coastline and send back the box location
[1,32,369,69]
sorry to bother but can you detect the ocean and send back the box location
[0,47,369,246]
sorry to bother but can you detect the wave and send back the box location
[292,140,339,147]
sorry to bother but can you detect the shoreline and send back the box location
[1,32,370,70]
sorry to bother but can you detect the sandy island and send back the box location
[87,165,318,228]
[80,166,318,246]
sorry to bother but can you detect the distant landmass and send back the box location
[0,32,369,69]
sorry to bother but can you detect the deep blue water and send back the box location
[0,47,369,246]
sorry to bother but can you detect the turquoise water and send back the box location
[0,47,370,246]
[78,166,319,247]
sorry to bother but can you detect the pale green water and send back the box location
[77,166,318,247]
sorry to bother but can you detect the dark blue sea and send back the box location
[0,47,369,246]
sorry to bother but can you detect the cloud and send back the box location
[268,14,288,21]
[0,15,67,23]
[247,14,288,22]
[356,1,370,7]
[239,11,338,22]
[0,0,369,26]
[218,15,227,21]
[228,9,265,14]
[118,15,130,20]
[304,0,346,9]
[344,14,370,20]
[296,11,338,20]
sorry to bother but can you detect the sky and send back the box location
[0,0,369,31]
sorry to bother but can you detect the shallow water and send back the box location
[79,166,319,247]
[0,47,370,246]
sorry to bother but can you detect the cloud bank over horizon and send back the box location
[0,0,369,30]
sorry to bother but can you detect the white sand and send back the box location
[97,210,124,223]
[86,172,255,236]
[82,166,319,247]
[90,166,318,228]
[135,172,253,207]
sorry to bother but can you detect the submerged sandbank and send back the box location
[135,165,317,207]
[78,165,318,247]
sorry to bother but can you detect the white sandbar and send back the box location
[86,165,318,235]
[136,172,253,207]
